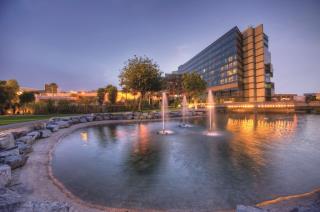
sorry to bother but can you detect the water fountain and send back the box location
[157,92,174,135]
[206,90,219,136]
[179,95,193,128]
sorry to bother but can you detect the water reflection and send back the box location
[80,131,89,145]
[225,114,298,170]
[128,123,161,174]
[108,124,118,141]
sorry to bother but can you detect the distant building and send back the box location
[304,93,320,103]
[45,83,58,93]
[272,94,297,102]
[177,24,274,103]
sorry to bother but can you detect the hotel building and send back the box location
[177,24,274,103]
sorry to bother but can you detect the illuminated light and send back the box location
[80,131,88,142]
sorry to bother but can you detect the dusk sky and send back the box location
[1,0,319,94]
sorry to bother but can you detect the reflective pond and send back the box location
[52,114,320,210]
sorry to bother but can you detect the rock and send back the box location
[26,131,40,139]
[11,131,28,140]
[95,115,103,121]
[55,121,70,128]
[16,135,35,145]
[0,133,16,150]
[17,201,71,212]
[2,154,28,169]
[0,165,11,187]
[46,124,59,132]
[0,188,24,211]
[61,117,71,122]
[85,115,94,122]
[17,143,33,155]
[70,117,80,124]
[38,129,52,138]
[49,117,61,122]
[0,147,20,158]
[79,117,87,123]
[32,122,46,130]
[236,205,266,212]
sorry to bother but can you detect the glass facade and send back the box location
[178,27,242,88]
[177,25,274,103]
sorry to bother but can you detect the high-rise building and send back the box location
[177,24,274,103]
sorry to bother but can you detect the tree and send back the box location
[105,85,118,104]
[0,79,20,114]
[163,73,183,96]
[119,55,162,111]
[182,73,207,108]
[0,81,8,114]
[19,92,35,114]
[96,88,106,106]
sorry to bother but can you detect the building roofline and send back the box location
[178,26,241,70]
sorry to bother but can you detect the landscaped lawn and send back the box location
[0,115,70,126]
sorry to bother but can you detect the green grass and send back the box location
[0,114,71,126]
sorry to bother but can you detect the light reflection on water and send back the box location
[52,114,320,210]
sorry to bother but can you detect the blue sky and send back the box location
[1,0,319,94]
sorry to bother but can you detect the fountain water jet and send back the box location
[157,92,174,135]
[179,95,193,128]
[206,90,219,136]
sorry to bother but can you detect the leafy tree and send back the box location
[96,88,106,106]
[182,73,207,107]
[0,79,20,114]
[105,85,118,104]
[163,74,183,95]
[19,92,35,105]
[119,55,162,111]
[46,99,56,114]
[19,92,35,114]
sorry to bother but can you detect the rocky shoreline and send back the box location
[0,111,319,211]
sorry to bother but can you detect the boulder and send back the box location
[49,117,63,122]
[17,201,71,212]
[26,131,40,139]
[85,115,94,122]
[11,131,28,140]
[17,143,33,155]
[70,117,80,124]
[0,133,16,150]
[32,122,46,130]
[79,117,87,123]
[0,165,11,187]
[46,124,59,132]
[16,135,35,145]
[61,117,71,122]
[94,115,103,121]
[103,114,111,120]
[2,154,28,169]
[0,188,24,211]
[236,205,266,212]
[54,121,70,128]
[0,147,19,158]
[38,129,52,138]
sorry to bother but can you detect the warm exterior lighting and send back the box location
[227,103,295,109]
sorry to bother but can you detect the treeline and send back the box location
[31,99,160,115]
[1,55,207,115]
